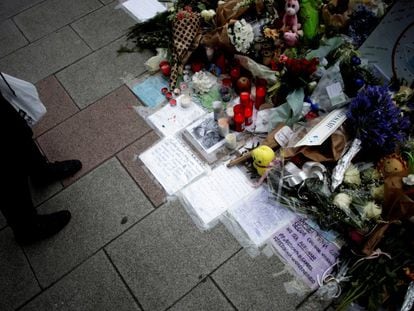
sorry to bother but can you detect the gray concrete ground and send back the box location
[0,1,302,310]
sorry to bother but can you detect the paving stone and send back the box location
[0,27,91,84]
[117,131,166,207]
[106,200,240,311]
[0,19,28,58]
[71,2,135,50]
[29,179,63,207]
[0,227,41,311]
[0,0,44,21]
[99,0,113,4]
[36,85,151,185]
[20,251,140,311]
[56,37,152,108]
[212,251,299,311]
[24,158,154,287]
[14,0,102,41]
[169,278,234,311]
[33,75,80,137]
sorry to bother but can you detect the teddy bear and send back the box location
[282,0,302,46]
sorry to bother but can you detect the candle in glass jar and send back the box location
[244,106,253,126]
[233,112,245,132]
[255,85,266,109]
[218,117,230,137]
[225,133,237,150]
[240,92,250,107]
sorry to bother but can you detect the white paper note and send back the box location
[229,187,295,246]
[148,98,207,137]
[181,164,254,225]
[121,0,167,22]
[139,137,207,195]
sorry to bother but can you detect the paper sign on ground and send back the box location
[139,137,207,195]
[148,98,206,137]
[270,217,340,289]
[121,0,166,22]
[130,74,168,108]
[181,164,255,226]
[229,187,295,246]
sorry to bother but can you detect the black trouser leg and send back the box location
[0,92,47,231]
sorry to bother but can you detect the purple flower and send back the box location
[346,86,410,155]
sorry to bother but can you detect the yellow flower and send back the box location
[371,184,384,201]
[363,201,382,219]
[344,164,361,186]
[333,193,352,213]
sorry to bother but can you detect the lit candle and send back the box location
[233,112,245,132]
[244,106,253,126]
[255,85,266,109]
[240,92,250,107]
[218,117,230,137]
[225,133,237,150]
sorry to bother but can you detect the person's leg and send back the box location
[0,92,76,243]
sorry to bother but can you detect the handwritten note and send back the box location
[229,187,295,246]
[181,164,254,226]
[270,217,340,289]
[139,137,207,195]
[148,98,206,137]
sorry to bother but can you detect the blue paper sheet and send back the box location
[131,74,168,108]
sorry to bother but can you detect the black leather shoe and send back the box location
[14,210,71,245]
[33,160,82,185]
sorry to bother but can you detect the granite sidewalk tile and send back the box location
[0,27,91,84]
[212,251,299,311]
[168,278,235,311]
[0,19,28,58]
[13,0,102,42]
[36,85,151,185]
[117,131,166,208]
[56,37,152,109]
[33,75,80,137]
[20,251,140,311]
[106,199,241,311]
[0,0,44,21]
[71,1,136,51]
[0,228,41,311]
[23,158,154,287]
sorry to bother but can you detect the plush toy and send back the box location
[282,0,302,46]
[251,145,276,176]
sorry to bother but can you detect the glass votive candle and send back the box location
[220,86,232,102]
[225,133,237,150]
[255,85,266,109]
[244,106,253,126]
[233,112,245,132]
[240,92,250,107]
[218,117,230,137]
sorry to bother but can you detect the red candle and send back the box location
[191,62,203,73]
[222,78,232,88]
[233,112,245,132]
[233,104,244,115]
[244,106,253,126]
[255,85,266,109]
[240,92,250,107]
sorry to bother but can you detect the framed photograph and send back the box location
[185,112,226,154]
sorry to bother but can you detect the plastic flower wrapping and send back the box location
[121,0,414,309]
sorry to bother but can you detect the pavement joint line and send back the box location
[69,24,94,52]
[11,17,30,44]
[103,248,145,311]
[0,0,48,23]
[210,275,239,311]
[21,246,43,290]
[164,248,243,311]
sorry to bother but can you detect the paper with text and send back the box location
[270,217,340,289]
[229,187,295,246]
[148,99,206,137]
[139,137,207,195]
[181,164,254,225]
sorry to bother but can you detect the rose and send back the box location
[333,193,352,214]
[363,201,382,219]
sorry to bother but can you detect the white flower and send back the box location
[363,201,382,219]
[344,164,361,186]
[371,184,384,201]
[403,174,414,186]
[333,193,352,213]
[191,71,217,94]
[228,19,254,53]
[201,9,216,22]
[218,1,225,5]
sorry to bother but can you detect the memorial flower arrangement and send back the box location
[121,0,414,309]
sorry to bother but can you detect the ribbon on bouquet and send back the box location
[283,161,327,187]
